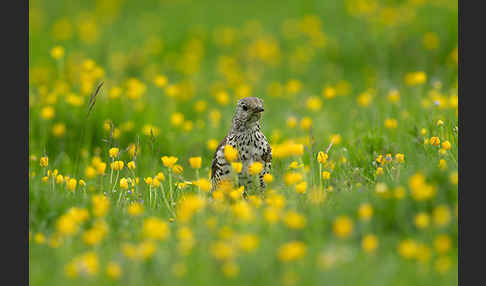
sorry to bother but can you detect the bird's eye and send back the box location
[242,105,248,111]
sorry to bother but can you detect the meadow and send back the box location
[29,0,458,285]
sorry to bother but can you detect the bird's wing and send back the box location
[210,135,228,180]
[262,140,272,168]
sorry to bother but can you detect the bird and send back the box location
[210,97,272,196]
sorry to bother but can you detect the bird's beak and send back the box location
[255,107,264,113]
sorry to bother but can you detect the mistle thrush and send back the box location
[210,97,272,195]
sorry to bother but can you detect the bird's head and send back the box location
[233,97,265,128]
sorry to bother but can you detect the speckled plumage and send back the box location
[210,97,272,195]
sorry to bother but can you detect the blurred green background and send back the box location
[29,0,457,285]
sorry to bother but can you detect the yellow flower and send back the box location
[358,203,373,221]
[277,241,306,262]
[125,78,146,100]
[183,121,194,132]
[194,100,207,112]
[34,233,46,244]
[249,162,264,175]
[207,139,219,151]
[120,178,129,189]
[322,171,331,180]
[263,173,274,184]
[264,207,280,224]
[439,159,447,170]
[295,181,307,194]
[322,86,336,99]
[395,153,405,163]
[286,116,297,128]
[434,234,452,254]
[172,164,184,174]
[171,112,184,127]
[284,172,303,185]
[92,195,110,217]
[397,239,418,259]
[144,177,153,185]
[156,172,165,181]
[176,195,206,223]
[362,234,378,253]
[161,156,178,167]
[65,251,99,278]
[193,179,211,192]
[154,75,168,88]
[434,256,452,274]
[222,261,239,278]
[215,91,230,106]
[284,211,306,229]
[306,96,322,111]
[109,147,119,158]
[142,124,160,136]
[56,215,77,236]
[449,171,458,185]
[40,106,55,120]
[332,216,353,238]
[50,46,65,59]
[404,71,427,86]
[127,202,144,217]
[441,140,451,150]
[433,205,451,227]
[142,217,170,241]
[67,178,77,192]
[224,145,238,162]
[384,118,398,129]
[127,143,138,157]
[210,241,235,261]
[111,161,124,171]
[106,262,122,280]
[56,174,64,184]
[108,86,122,99]
[414,212,430,229]
[82,222,108,246]
[290,143,304,156]
[189,157,202,169]
[288,161,301,169]
[357,91,372,107]
[286,79,302,94]
[152,177,161,187]
[85,166,96,179]
[376,167,383,176]
[40,156,48,167]
[238,234,259,252]
[317,151,328,163]
[127,161,136,170]
[232,201,254,221]
[437,119,444,126]
[51,123,66,137]
[300,117,313,130]
[330,134,342,144]
[96,162,107,174]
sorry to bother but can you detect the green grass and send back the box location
[29,0,458,285]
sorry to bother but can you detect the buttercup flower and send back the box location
[189,157,202,169]
[161,156,178,167]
